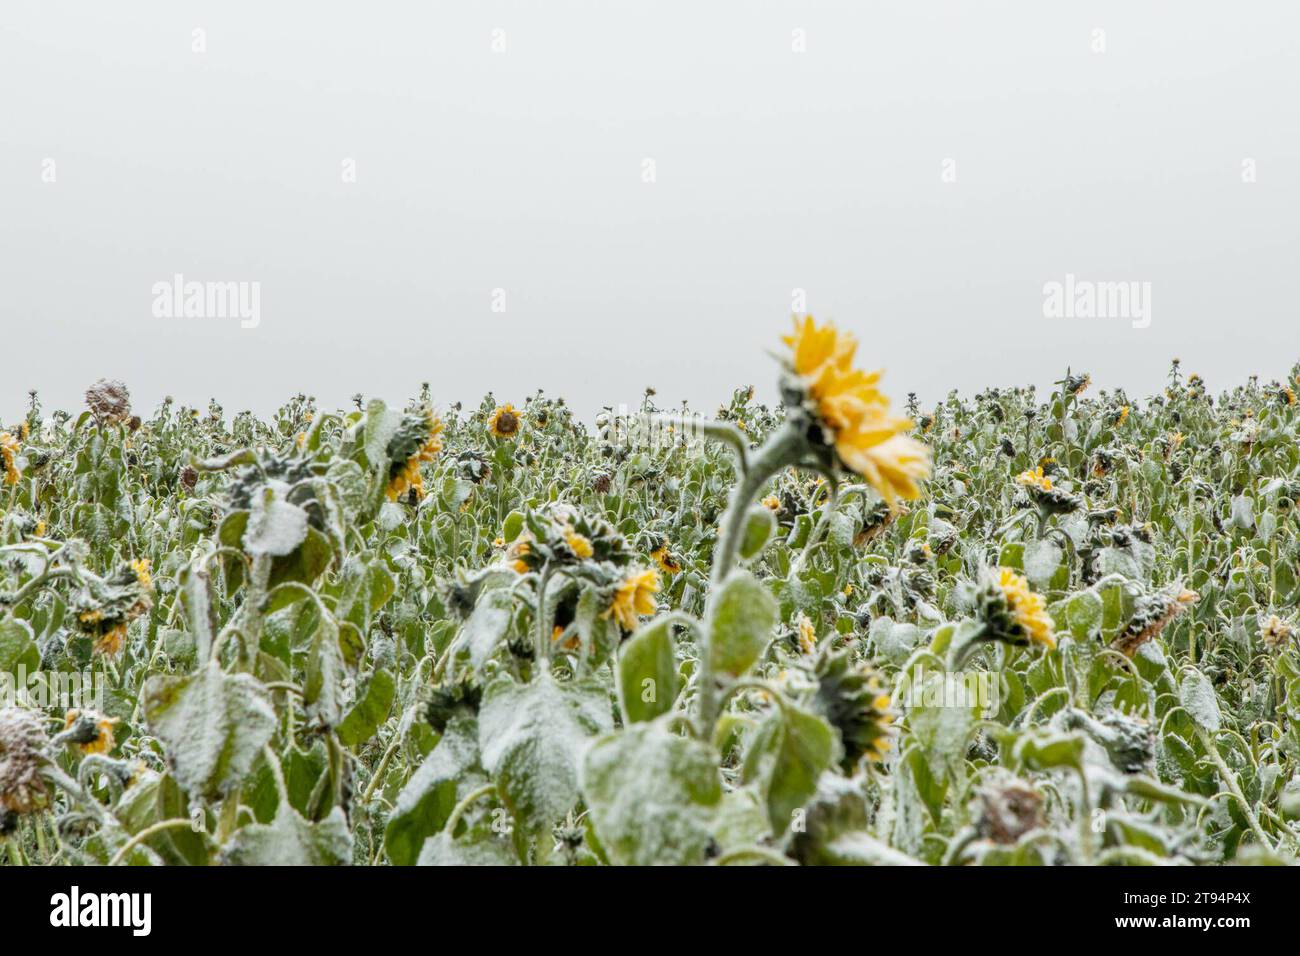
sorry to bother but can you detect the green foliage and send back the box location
[3,365,1300,866]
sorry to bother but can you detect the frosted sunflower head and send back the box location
[61,709,119,756]
[603,568,661,631]
[0,432,21,486]
[488,404,522,440]
[0,707,50,815]
[385,405,444,501]
[1112,584,1197,657]
[810,648,895,770]
[1260,614,1294,651]
[779,316,930,506]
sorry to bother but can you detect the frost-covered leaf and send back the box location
[741,704,837,835]
[143,661,277,801]
[385,716,486,866]
[243,482,309,557]
[617,615,679,724]
[707,570,776,677]
[222,805,351,866]
[580,721,722,865]
[1180,669,1222,733]
[478,674,612,835]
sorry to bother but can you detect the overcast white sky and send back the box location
[2,2,1297,422]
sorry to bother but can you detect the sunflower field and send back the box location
[2,320,1300,867]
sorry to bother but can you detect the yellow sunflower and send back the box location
[63,710,119,756]
[1015,467,1053,492]
[563,528,593,559]
[996,568,1055,649]
[386,409,445,501]
[131,558,153,589]
[782,316,929,505]
[604,568,661,631]
[650,542,682,576]
[489,404,522,439]
[1,432,20,486]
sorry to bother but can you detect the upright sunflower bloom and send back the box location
[782,317,929,505]
[489,404,522,440]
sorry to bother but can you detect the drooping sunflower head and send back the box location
[489,403,522,440]
[603,567,661,631]
[62,709,119,756]
[995,568,1056,649]
[811,648,895,769]
[1016,467,1052,492]
[969,568,1055,654]
[780,316,929,506]
[560,527,592,560]
[1260,614,1294,651]
[649,540,682,576]
[1112,584,1198,657]
[0,432,21,486]
[385,405,444,501]
[974,778,1045,845]
[1015,466,1081,515]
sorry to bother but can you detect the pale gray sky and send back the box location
[2,2,1297,422]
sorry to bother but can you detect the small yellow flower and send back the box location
[996,568,1055,649]
[604,568,661,631]
[761,495,781,511]
[131,558,153,589]
[1116,405,1129,425]
[295,431,306,449]
[489,404,522,439]
[33,520,46,537]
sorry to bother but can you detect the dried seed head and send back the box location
[0,707,50,814]
[976,781,1045,845]
[85,379,132,425]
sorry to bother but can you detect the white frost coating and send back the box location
[579,722,721,866]
[1022,539,1062,587]
[1180,669,1222,733]
[478,674,612,832]
[243,479,309,557]
[142,661,277,800]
